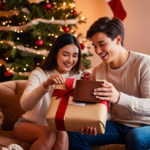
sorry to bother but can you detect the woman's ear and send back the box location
[116,35,122,45]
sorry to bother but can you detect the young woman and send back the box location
[12,34,82,150]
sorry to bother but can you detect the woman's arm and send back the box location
[20,69,49,111]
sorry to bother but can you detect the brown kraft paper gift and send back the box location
[46,78,108,134]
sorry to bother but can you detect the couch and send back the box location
[0,80,126,150]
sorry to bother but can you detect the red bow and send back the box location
[52,78,75,131]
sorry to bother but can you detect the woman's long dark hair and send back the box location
[40,34,81,74]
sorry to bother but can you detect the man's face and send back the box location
[91,32,120,65]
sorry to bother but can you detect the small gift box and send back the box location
[73,72,106,103]
[46,78,108,134]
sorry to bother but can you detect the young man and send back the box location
[68,17,150,150]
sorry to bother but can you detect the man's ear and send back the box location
[116,35,122,45]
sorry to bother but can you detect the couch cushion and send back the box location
[0,80,27,130]
[0,130,30,150]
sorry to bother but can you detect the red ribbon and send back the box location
[52,78,109,131]
[100,100,109,113]
[52,78,75,131]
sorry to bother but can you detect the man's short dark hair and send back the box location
[86,17,125,46]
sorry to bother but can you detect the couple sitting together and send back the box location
[11,17,150,150]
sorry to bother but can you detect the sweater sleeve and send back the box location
[20,68,50,111]
[118,60,150,116]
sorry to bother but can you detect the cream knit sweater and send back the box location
[92,51,150,127]
[21,67,81,125]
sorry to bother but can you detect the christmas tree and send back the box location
[0,0,93,82]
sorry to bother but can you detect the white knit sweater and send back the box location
[21,67,81,125]
[92,51,150,127]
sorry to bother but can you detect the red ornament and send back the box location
[0,3,5,10]
[4,70,11,77]
[44,3,52,10]
[73,10,77,17]
[3,53,7,57]
[35,39,44,47]
[33,17,36,20]
[63,26,70,33]
[80,43,85,50]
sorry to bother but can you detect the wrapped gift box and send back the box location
[46,78,108,134]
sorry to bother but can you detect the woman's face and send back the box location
[56,44,79,74]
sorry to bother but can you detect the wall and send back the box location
[75,0,150,68]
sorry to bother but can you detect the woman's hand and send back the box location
[93,82,120,104]
[43,74,65,89]
[81,126,97,136]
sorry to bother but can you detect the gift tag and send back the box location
[68,97,85,106]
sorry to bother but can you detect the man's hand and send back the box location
[93,82,120,104]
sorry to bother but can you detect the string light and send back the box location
[17,37,19,40]
[72,4,75,7]
[3,22,6,25]
[26,64,29,67]
[24,68,27,71]
[63,2,66,5]
[0,64,2,66]
[81,17,85,20]
[6,57,8,60]
[43,57,45,59]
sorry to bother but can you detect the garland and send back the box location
[2,40,49,55]
[0,18,79,31]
